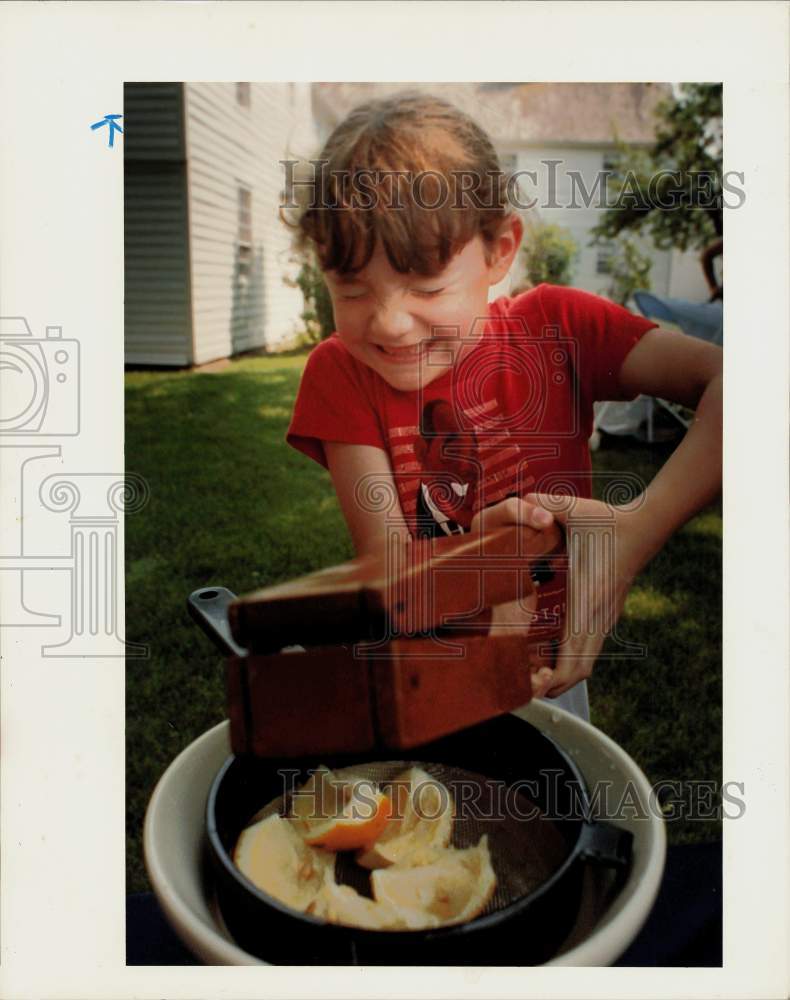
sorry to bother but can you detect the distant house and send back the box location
[126,82,712,367]
[312,82,710,303]
[124,82,317,366]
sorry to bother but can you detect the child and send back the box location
[284,91,722,721]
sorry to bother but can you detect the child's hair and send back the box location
[283,90,514,277]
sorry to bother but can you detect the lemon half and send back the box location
[371,836,497,926]
[356,766,454,870]
[307,881,441,930]
[233,813,335,911]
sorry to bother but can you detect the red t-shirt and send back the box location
[287,284,657,640]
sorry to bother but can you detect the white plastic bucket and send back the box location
[143,700,665,966]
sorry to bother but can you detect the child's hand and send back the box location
[529,493,644,699]
[469,496,561,699]
[470,493,646,700]
[469,496,554,536]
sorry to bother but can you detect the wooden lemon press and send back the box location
[188,523,564,758]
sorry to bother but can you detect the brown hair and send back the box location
[282,90,514,277]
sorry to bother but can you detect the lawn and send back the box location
[125,351,721,895]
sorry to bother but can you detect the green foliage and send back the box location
[602,235,653,306]
[521,222,579,287]
[286,248,335,344]
[591,84,723,253]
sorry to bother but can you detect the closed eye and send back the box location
[412,288,445,298]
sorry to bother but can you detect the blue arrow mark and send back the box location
[90,114,124,148]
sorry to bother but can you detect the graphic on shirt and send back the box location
[388,396,534,540]
[413,399,477,537]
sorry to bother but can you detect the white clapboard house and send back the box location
[126,82,710,367]
[124,82,317,366]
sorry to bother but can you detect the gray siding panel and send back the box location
[125,165,191,366]
[124,84,192,366]
[124,83,186,161]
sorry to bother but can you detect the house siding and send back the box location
[668,247,711,301]
[501,145,673,300]
[124,83,193,366]
[184,82,310,365]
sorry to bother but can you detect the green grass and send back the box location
[586,436,722,844]
[126,353,721,894]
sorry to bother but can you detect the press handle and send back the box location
[576,819,633,871]
[188,587,247,658]
[229,521,565,653]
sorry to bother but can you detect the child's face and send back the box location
[323,221,521,392]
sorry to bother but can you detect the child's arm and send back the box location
[324,441,411,557]
[616,325,723,543]
[474,325,723,699]
[326,440,559,557]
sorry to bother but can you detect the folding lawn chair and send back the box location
[591,291,723,447]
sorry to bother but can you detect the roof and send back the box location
[312,82,673,146]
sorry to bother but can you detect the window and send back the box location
[236,82,251,108]
[237,185,252,279]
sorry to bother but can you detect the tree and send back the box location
[602,236,653,306]
[591,84,723,254]
[521,222,579,288]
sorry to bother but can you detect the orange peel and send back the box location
[356,766,453,870]
[289,766,393,851]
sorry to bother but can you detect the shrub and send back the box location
[286,249,335,344]
[521,223,579,287]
